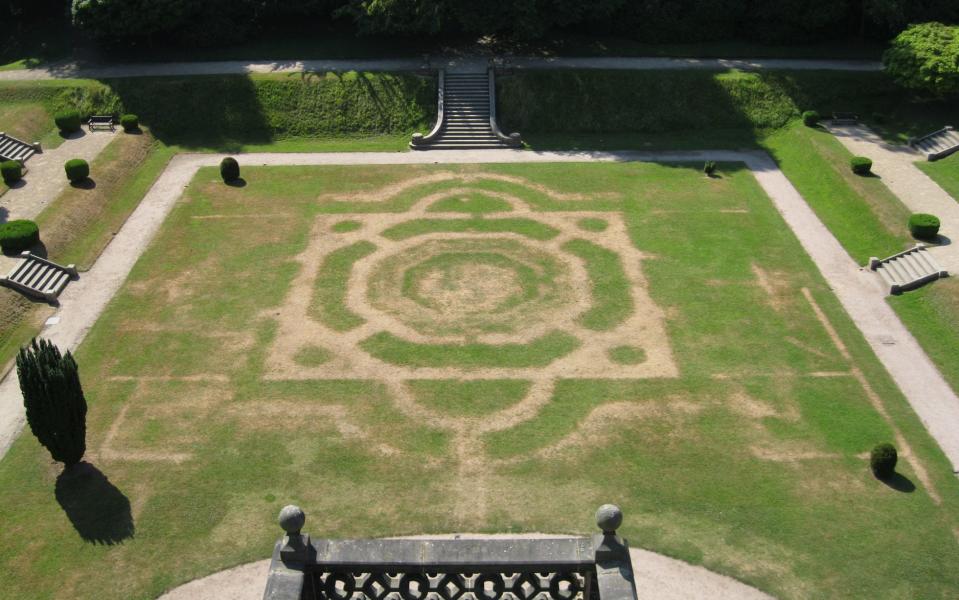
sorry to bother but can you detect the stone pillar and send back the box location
[592,504,639,600]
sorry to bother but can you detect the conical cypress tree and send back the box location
[16,338,87,467]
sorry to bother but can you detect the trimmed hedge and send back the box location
[64,158,90,183]
[119,114,139,132]
[908,213,941,240]
[870,443,898,479]
[54,110,82,134]
[1,160,22,184]
[0,220,40,253]
[220,157,240,182]
[850,156,873,175]
[802,110,820,127]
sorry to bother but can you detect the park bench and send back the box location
[263,504,639,600]
[831,112,859,125]
[88,115,115,132]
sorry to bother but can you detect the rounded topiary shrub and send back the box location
[1,160,22,184]
[802,110,820,127]
[220,157,240,183]
[64,158,90,183]
[0,220,40,254]
[119,114,139,132]
[850,156,873,175]
[870,443,898,479]
[908,213,941,240]
[54,110,82,134]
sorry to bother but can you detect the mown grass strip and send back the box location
[916,154,959,203]
[311,241,376,331]
[360,330,579,368]
[562,238,632,330]
[380,217,559,241]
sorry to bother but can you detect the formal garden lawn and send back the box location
[1,162,958,599]
[917,153,959,204]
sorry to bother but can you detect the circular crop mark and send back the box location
[366,237,577,338]
[294,345,332,367]
[607,345,647,365]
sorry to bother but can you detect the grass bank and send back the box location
[916,153,959,202]
[0,72,436,151]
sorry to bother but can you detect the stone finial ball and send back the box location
[595,504,623,534]
[278,505,306,534]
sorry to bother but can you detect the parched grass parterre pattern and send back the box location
[1,162,958,600]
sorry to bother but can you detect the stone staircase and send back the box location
[411,69,521,150]
[910,126,959,161]
[868,245,947,295]
[0,132,39,163]
[0,252,77,302]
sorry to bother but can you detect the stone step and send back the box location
[870,246,947,294]
[1,253,77,302]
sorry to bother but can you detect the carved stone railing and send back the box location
[263,504,638,600]
[410,70,444,149]
[488,68,522,148]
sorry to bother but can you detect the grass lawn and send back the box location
[763,121,959,394]
[916,153,959,203]
[0,162,957,599]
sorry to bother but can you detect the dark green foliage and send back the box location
[850,156,873,175]
[1,160,22,184]
[119,113,139,132]
[884,23,959,97]
[870,443,898,479]
[0,220,40,253]
[16,338,88,467]
[908,213,941,240]
[802,110,820,127]
[54,109,81,133]
[703,161,717,175]
[64,158,89,182]
[496,69,957,136]
[220,157,240,182]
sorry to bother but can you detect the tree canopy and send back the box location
[884,22,959,96]
[57,0,959,48]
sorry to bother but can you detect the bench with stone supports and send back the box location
[263,504,638,600]
[88,115,115,132]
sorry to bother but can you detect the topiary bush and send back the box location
[870,443,898,479]
[0,219,40,253]
[220,156,240,182]
[802,110,820,127]
[54,110,82,134]
[908,213,941,240]
[1,160,22,184]
[703,160,717,176]
[119,114,139,132]
[850,156,873,175]
[64,158,90,183]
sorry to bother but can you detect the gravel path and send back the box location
[157,544,774,600]
[0,56,882,81]
[0,130,116,223]
[826,122,959,271]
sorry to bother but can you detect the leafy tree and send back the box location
[16,339,88,468]
[884,22,959,97]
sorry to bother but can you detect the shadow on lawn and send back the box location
[55,462,134,544]
[879,472,916,493]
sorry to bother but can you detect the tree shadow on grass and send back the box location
[55,462,134,545]
[879,472,916,493]
[226,177,247,188]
